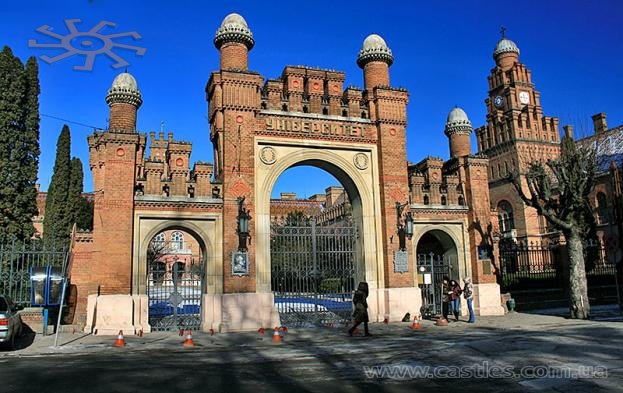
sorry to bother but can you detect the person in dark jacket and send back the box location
[348,282,371,337]
[441,276,450,320]
[449,279,463,322]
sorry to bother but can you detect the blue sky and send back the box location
[2,0,622,197]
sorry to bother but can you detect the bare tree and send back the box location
[511,133,597,319]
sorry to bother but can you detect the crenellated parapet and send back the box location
[409,156,468,208]
[137,130,214,199]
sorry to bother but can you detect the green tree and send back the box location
[0,46,40,243]
[68,158,93,231]
[44,125,71,243]
[512,133,597,319]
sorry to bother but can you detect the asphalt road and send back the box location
[1,310,622,392]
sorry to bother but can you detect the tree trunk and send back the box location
[566,231,590,319]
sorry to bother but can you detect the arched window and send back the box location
[303,105,309,113]
[342,109,348,117]
[322,107,328,115]
[441,195,447,205]
[361,111,367,119]
[153,232,165,248]
[497,200,515,234]
[170,231,185,250]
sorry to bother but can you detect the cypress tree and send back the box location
[43,125,72,243]
[0,46,40,243]
[68,157,93,231]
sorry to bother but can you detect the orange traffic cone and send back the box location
[113,330,126,347]
[272,327,282,343]
[183,330,195,347]
[411,315,421,330]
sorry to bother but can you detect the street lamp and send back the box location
[395,201,414,251]
[237,196,251,251]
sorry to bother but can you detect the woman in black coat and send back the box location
[348,282,371,337]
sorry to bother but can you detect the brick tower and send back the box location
[86,72,145,294]
[357,34,412,288]
[208,13,262,294]
[475,33,560,241]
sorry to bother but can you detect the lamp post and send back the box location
[237,196,251,252]
[395,201,414,251]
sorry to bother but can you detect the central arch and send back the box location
[254,141,384,300]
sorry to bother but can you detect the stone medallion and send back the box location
[353,153,368,170]
[260,146,277,165]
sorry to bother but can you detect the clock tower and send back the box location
[475,32,560,241]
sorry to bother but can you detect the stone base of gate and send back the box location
[201,293,281,332]
[474,283,505,316]
[375,288,423,322]
[83,294,150,335]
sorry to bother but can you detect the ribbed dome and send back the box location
[493,38,520,58]
[357,33,394,68]
[444,107,472,136]
[106,71,142,107]
[214,13,254,50]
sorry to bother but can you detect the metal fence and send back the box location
[0,239,69,306]
[499,240,617,292]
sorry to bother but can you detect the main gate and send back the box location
[271,219,358,327]
[147,259,204,331]
[417,253,450,318]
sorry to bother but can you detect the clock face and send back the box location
[494,96,504,109]
[519,91,530,105]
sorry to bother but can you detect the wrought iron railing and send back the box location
[499,240,617,291]
[0,239,69,306]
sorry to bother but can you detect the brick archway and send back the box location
[254,141,385,299]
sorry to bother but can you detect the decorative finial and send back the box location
[500,26,507,38]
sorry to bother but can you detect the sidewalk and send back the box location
[3,309,622,358]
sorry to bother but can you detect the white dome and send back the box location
[362,34,388,51]
[444,107,472,136]
[214,13,254,49]
[357,33,393,67]
[221,13,249,28]
[447,107,470,125]
[106,71,142,107]
[111,72,138,92]
[493,38,520,58]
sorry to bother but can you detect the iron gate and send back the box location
[147,259,203,331]
[271,219,358,327]
[417,253,450,318]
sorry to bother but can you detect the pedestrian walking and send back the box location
[441,276,450,320]
[449,279,462,322]
[348,282,371,337]
[463,277,475,323]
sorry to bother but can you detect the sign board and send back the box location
[394,250,409,273]
[232,251,249,276]
[423,273,432,285]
